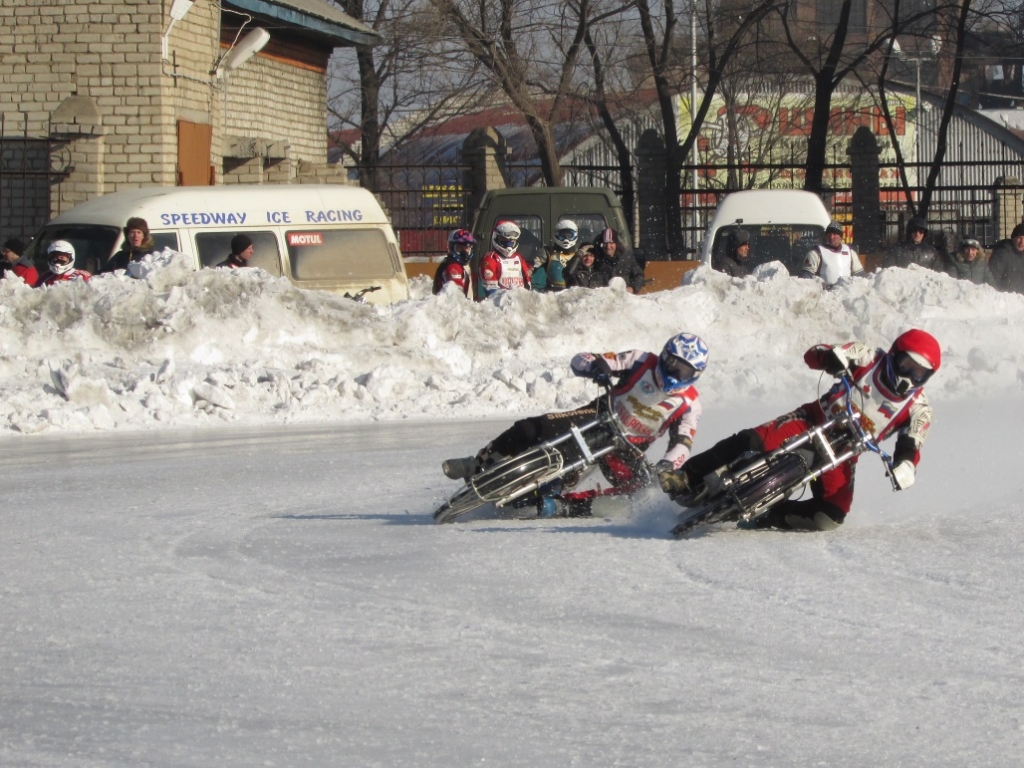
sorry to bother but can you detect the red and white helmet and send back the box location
[491,220,521,258]
[47,240,77,275]
[884,329,940,395]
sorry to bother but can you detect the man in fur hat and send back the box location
[102,217,160,273]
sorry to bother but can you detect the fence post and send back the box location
[636,129,667,261]
[993,176,1023,241]
[462,127,508,223]
[849,126,883,253]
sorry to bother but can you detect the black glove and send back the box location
[822,348,850,377]
[591,357,613,386]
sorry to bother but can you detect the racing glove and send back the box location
[822,348,850,376]
[891,460,915,490]
[656,462,689,496]
[591,357,614,386]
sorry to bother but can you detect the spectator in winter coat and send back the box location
[988,223,1024,293]
[882,216,945,272]
[945,238,993,286]
[102,217,161,273]
[594,227,644,293]
[1,238,38,286]
[564,245,608,289]
[35,240,91,286]
[714,229,755,277]
[801,220,864,287]
[216,235,254,269]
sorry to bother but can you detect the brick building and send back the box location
[0,0,375,239]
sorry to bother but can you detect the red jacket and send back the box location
[36,269,91,287]
[476,250,531,299]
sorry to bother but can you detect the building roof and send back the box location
[224,0,378,46]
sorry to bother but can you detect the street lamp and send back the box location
[891,36,942,176]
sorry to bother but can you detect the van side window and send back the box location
[285,229,396,281]
[195,231,282,275]
[150,232,179,251]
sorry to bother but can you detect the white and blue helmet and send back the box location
[553,219,579,251]
[658,332,709,392]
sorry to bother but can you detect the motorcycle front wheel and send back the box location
[434,445,563,524]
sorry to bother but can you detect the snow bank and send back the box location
[0,253,1019,434]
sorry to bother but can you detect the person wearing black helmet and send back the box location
[800,220,864,287]
[945,237,992,286]
[715,228,755,277]
[882,215,944,271]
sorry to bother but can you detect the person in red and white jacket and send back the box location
[476,219,531,299]
[432,228,475,297]
[663,329,939,531]
[441,333,710,517]
[35,240,91,287]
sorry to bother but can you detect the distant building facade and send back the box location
[0,0,375,239]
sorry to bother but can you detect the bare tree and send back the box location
[632,0,779,255]
[328,0,486,191]
[427,0,596,187]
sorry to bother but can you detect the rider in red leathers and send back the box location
[35,240,92,286]
[661,329,939,531]
[476,219,531,299]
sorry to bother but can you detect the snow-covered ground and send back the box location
[2,258,1023,765]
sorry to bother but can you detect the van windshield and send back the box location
[25,224,120,274]
[286,228,397,281]
[711,224,824,275]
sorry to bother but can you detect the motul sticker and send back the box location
[288,232,324,246]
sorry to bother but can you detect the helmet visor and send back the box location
[494,234,518,250]
[50,252,74,266]
[556,228,577,241]
[660,351,698,386]
[893,351,933,386]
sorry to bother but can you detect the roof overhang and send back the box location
[224,0,379,47]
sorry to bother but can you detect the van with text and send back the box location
[26,185,409,304]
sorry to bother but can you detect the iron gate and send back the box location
[0,113,71,242]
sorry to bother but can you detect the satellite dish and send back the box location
[219,28,271,75]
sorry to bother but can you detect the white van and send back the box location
[699,190,832,276]
[26,185,409,304]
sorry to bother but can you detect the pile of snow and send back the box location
[1,252,1020,434]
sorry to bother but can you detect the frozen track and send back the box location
[2,402,1023,765]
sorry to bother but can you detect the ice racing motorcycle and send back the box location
[433,385,652,524]
[670,376,900,538]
